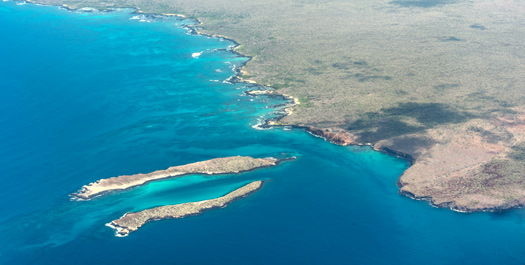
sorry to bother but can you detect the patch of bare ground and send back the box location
[389,111,525,212]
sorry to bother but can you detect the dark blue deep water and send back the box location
[1,2,525,264]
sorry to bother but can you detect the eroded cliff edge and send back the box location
[301,113,525,212]
[107,180,264,237]
[72,156,282,200]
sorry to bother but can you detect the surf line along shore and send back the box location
[72,156,293,200]
[107,180,265,237]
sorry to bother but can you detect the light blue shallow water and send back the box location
[0,2,524,264]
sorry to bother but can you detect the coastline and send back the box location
[4,2,525,264]
[169,10,523,214]
[398,188,525,213]
[11,0,438,212]
[19,0,300,127]
[283,124,416,164]
[291,124,525,214]
[13,0,516,214]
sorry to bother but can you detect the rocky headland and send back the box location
[107,180,264,237]
[72,156,282,200]
[303,115,525,213]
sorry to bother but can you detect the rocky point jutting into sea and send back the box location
[107,180,265,237]
[72,156,284,200]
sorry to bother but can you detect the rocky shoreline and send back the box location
[72,156,283,200]
[293,125,416,163]
[299,123,525,213]
[107,180,265,237]
[398,189,525,213]
[25,0,525,215]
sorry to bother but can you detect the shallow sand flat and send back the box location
[108,180,264,237]
[72,156,278,200]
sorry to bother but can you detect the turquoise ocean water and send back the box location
[0,2,524,264]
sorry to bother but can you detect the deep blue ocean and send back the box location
[1,2,524,264]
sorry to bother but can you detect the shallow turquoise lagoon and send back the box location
[1,2,524,264]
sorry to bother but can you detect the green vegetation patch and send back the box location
[346,103,471,143]
[508,143,525,161]
[387,136,437,156]
[470,24,487,30]
[477,158,525,188]
[297,96,314,108]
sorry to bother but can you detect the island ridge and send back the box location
[73,156,281,200]
[107,180,265,237]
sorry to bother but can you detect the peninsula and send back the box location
[107,180,264,237]
[72,156,281,200]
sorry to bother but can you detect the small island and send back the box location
[107,180,264,237]
[72,156,282,200]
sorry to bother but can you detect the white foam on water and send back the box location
[130,15,153,23]
[251,124,264,130]
[105,222,128,237]
[192,51,203,58]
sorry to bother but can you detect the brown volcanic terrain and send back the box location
[72,156,279,200]
[390,117,525,212]
[36,0,525,211]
